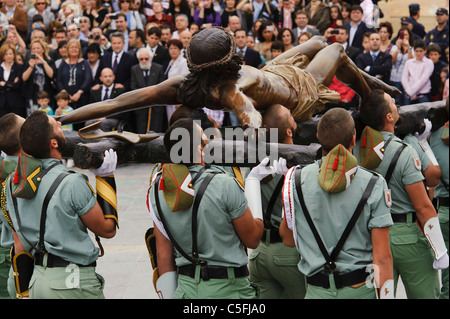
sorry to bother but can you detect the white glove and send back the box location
[272,157,288,175]
[90,149,117,176]
[424,217,447,262]
[245,157,273,220]
[433,253,449,270]
[379,279,394,299]
[155,270,177,299]
[247,157,274,181]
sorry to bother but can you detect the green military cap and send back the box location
[318,144,358,193]
[359,126,385,170]
[160,164,195,212]
[1,160,16,183]
[1,159,17,198]
[11,155,43,199]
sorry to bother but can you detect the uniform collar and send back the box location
[40,158,65,170]
[4,155,18,163]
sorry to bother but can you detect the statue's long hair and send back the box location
[178,27,243,109]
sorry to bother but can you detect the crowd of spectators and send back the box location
[0,0,448,133]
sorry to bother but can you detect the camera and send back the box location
[110,14,118,20]
[35,23,41,29]
[330,29,339,35]
[31,53,36,59]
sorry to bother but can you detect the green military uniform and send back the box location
[0,155,17,299]
[5,158,105,299]
[149,165,259,299]
[430,123,449,299]
[283,160,392,299]
[248,174,306,298]
[356,131,441,298]
[403,134,431,173]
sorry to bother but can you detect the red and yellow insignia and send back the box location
[384,189,392,208]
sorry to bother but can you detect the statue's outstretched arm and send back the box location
[57,75,184,125]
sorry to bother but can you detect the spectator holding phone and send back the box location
[89,0,113,27]
[22,39,56,110]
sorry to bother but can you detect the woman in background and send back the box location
[254,20,276,62]
[278,28,294,52]
[22,39,56,112]
[164,39,188,123]
[0,43,25,117]
[379,21,394,54]
[56,39,92,129]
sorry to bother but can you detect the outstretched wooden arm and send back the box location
[57,76,184,125]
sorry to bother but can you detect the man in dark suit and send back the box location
[333,26,361,62]
[101,32,138,90]
[86,67,129,131]
[67,23,89,49]
[355,32,392,84]
[146,27,171,71]
[292,10,320,45]
[130,47,166,133]
[49,28,68,61]
[128,29,146,58]
[235,29,262,68]
[345,5,374,52]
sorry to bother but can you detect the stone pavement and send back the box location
[76,162,414,299]
[78,162,159,299]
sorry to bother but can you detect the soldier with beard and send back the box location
[130,47,166,133]
[248,104,307,299]
[2,111,119,299]
[356,90,449,298]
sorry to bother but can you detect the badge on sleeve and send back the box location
[384,189,392,208]
[413,156,422,171]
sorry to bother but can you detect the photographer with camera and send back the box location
[22,38,57,113]
[86,0,113,27]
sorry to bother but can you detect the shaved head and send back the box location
[0,113,25,155]
[262,104,297,143]
[317,108,355,153]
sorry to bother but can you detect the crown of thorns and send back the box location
[186,27,236,72]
